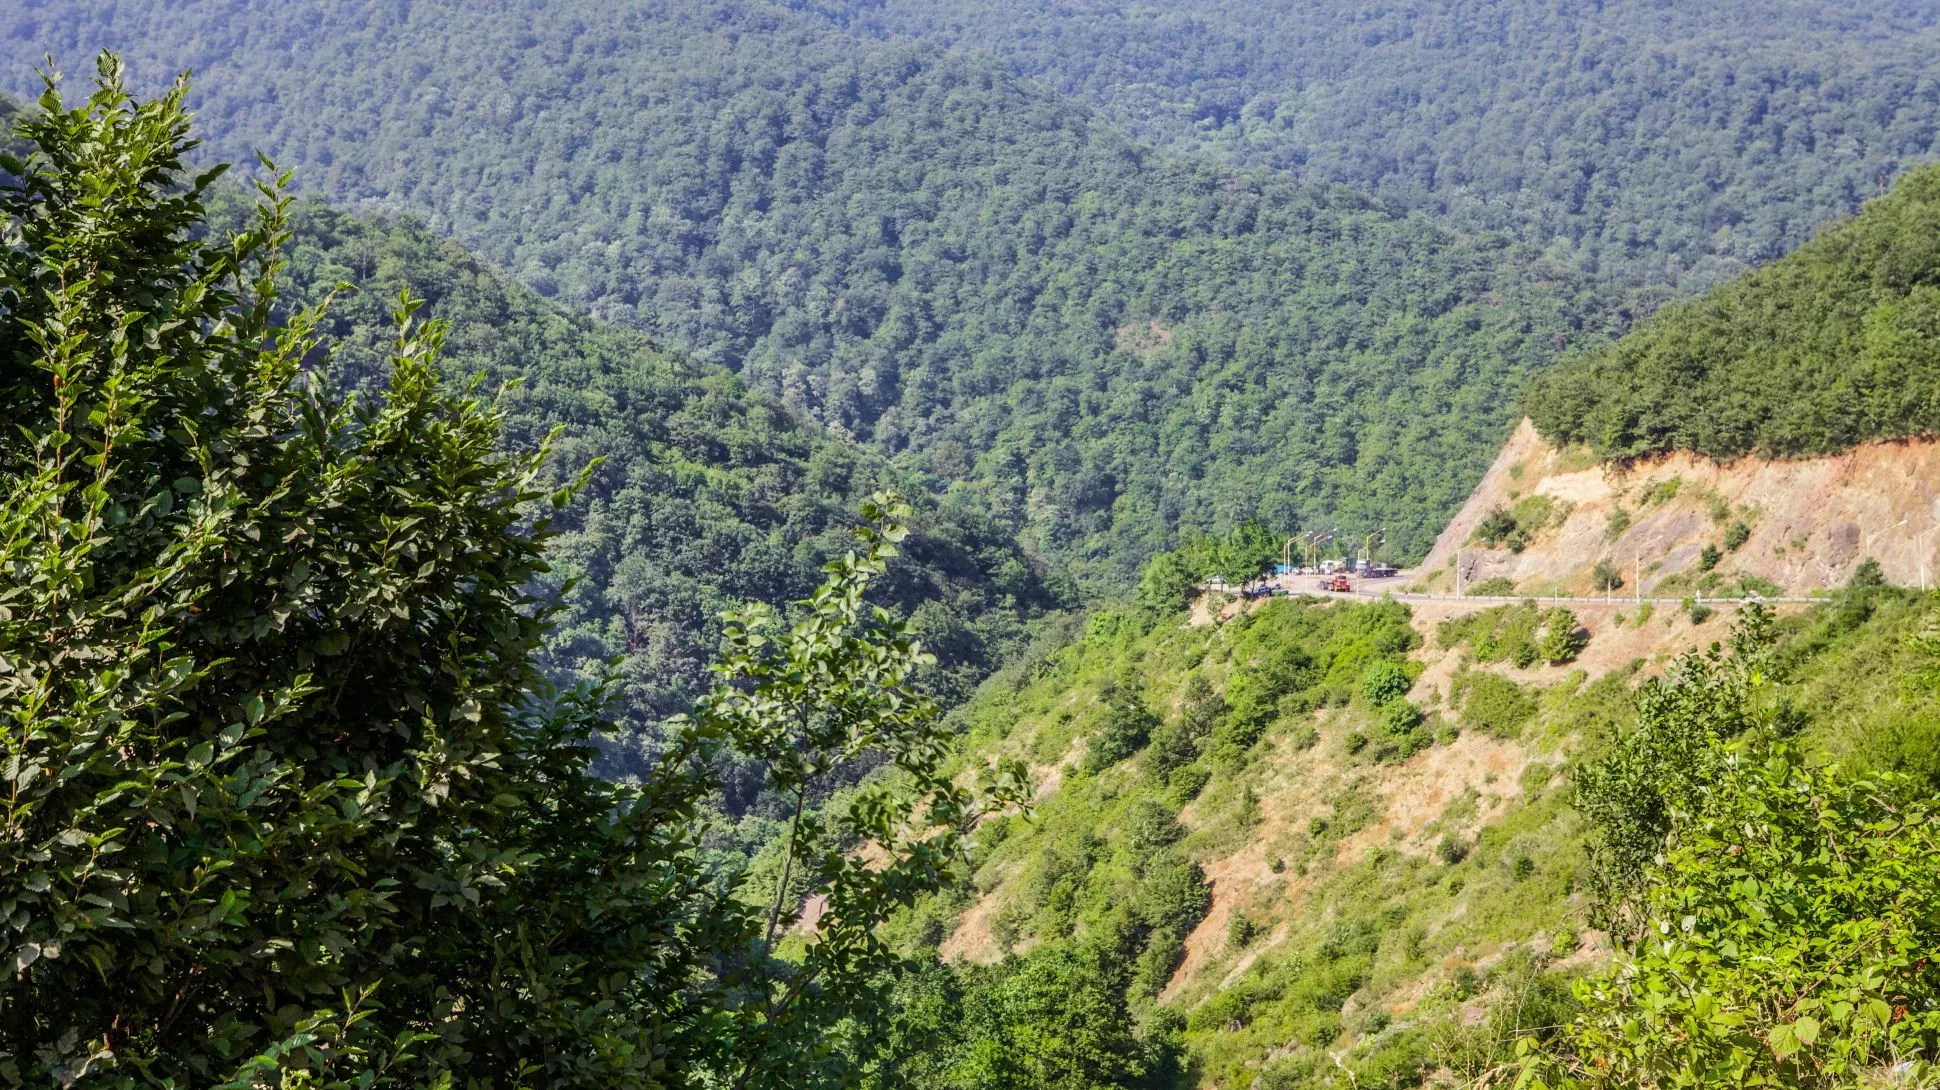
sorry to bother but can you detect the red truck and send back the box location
[1316,574,1354,593]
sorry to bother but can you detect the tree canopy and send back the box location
[1526,163,1940,462]
[0,1,1616,583]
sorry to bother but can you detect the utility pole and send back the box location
[1916,523,1940,593]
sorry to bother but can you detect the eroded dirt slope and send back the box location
[1422,419,1940,597]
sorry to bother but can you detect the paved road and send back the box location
[1258,570,1822,608]
[1337,589,1821,607]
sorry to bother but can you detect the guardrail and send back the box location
[1353,591,1825,606]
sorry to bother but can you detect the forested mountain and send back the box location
[0,1,1615,584]
[248,194,1064,773]
[799,0,1940,293]
[1525,161,1940,461]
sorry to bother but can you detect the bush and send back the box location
[1698,543,1722,571]
[1537,608,1589,664]
[1227,914,1259,951]
[1724,519,1751,551]
[1454,671,1538,739]
[1475,506,1521,548]
[1591,558,1625,591]
[1572,610,1773,935]
[1085,684,1161,772]
[1363,660,1413,706]
[1380,699,1424,736]
[1530,745,1940,1089]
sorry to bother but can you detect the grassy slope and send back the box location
[900,585,1940,1087]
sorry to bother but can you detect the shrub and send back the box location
[1605,508,1633,540]
[1475,506,1521,548]
[1572,609,1774,935]
[1363,660,1413,706]
[1538,609,1589,664]
[1530,746,1940,1089]
[1454,671,1538,739]
[1085,684,1161,772]
[1591,558,1625,591]
[1380,699,1425,736]
[1640,477,1683,505]
[1227,914,1259,951]
[1724,519,1751,551]
[1698,543,1722,571]
[1126,799,1185,855]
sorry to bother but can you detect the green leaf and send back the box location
[1792,1015,1819,1046]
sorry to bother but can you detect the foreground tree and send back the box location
[1528,612,1940,1087]
[0,57,1014,1088]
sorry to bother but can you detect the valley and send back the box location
[4,4,1940,1089]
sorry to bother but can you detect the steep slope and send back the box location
[1418,419,1940,601]
[886,575,1940,1088]
[879,154,1940,1080]
[1525,162,1940,462]
[251,195,1065,776]
[801,0,1940,294]
[1435,164,1940,603]
[0,6,1610,583]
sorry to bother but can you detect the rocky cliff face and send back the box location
[1421,420,1940,597]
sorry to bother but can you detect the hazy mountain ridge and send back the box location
[792,0,1940,292]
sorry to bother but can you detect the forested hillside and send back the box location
[802,0,1940,292]
[1525,161,1940,462]
[248,195,1064,773]
[0,1,1614,584]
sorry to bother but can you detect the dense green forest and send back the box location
[800,0,1940,293]
[250,197,1065,775]
[0,0,1619,583]
[1525,161,1940,461]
